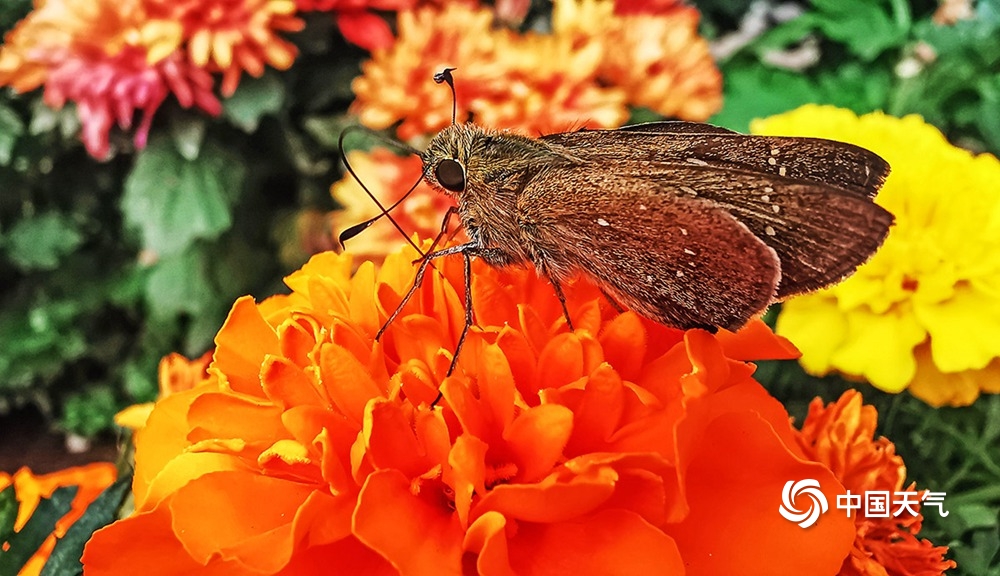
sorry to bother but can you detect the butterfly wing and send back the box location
[516,166,780,330]
[541,125,893,298]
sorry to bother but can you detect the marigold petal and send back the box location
[114,402,155,430]
[717,317,801,361]
[506,509,684,574]
[365,399,431,477]
[84,506,247,576]
[504,403,574,483]
[213,296,280,396]
[449,433,489,527]
[354,469,465,575]
[320,342,385,425]
[473,465,617,523]
[915,283,1000,372]
[169,471,316,572]
[262,355,327,408]
[187,392,288,448]
[597,311,647,381]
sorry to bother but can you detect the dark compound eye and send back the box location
[435,158,466,192]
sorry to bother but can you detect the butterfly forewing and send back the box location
[543,125,890,198]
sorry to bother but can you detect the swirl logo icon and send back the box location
[779,479,828,528]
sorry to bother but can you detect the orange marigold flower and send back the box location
[352,3,628,141]
[115,351,213,431]
[553,0,722,121]
[1,464,117,576]
[796,391,957,576]
[144,0,304,97]
[329,148,457,263]
[82,239,870,574]
[0,0,221,159]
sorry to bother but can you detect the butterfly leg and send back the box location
[415,206,461,265]
[376,241,477,341]
[431,249,474,408]
[547,275,575,331]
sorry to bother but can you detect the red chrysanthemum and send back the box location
[0,0,221,159]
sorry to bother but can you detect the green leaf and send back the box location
[0,102,24,166]
[144,246,216,319]
[62,387,117,437]
[810,0,909,61]
[223,72,286,132]
[0,485,18,543]
[121,136,244,257]
[169,114,207,161]
[40,473,132,576]
[711,64,821,131]
[2,212,84,271]
[0,486,77,575]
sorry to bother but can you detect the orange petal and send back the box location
[598,312,647,381]
[213,296,279,396]
[365,399,431,477]
[449,433,488,527]
[83,506,247,576]
[473,466,616,523]
[133,388,204,506]
[503,404,574,483]
[320,342,384,425]
[717,317,801,361]
[261,355,327,408]
[354,469,464,575]
[504,509,683,575]
[564,363,625,455]
[169,471,316,573]
[187,392,288,447]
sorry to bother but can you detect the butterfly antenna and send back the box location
[433,68,457,125]
[337,125,426,255]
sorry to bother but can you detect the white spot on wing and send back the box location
[764,186,774,193]
[770,148,779,156]
[639,204,647,211]
[676,270,684,278]
[646,275,654,283]
[767,157,777,166]
[761,194,770,203]
[680,228,688,236]
[772,205,780,213]
[779,166,787,176]
[679,186,697,196]
[765,225,776,236]
[683,248,696,256]
[686,158,709,166]
[597,218,610,227]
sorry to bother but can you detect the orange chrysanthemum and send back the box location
[0,0,221,159]
[1,464,117,576]
[796,391,956,576]
[553,0,722,121]
[329,148,457,263]
[144,0,304,97]
[115,351,213,430]
[352,3,628,141]
[83,240,867,574]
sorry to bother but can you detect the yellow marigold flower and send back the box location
[351,3,628,140]
[752,105,1000,406]
[144,0,304,96]
[329,148,457,264]
[553,0,722,121]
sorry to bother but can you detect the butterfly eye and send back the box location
[435,158,466,192]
